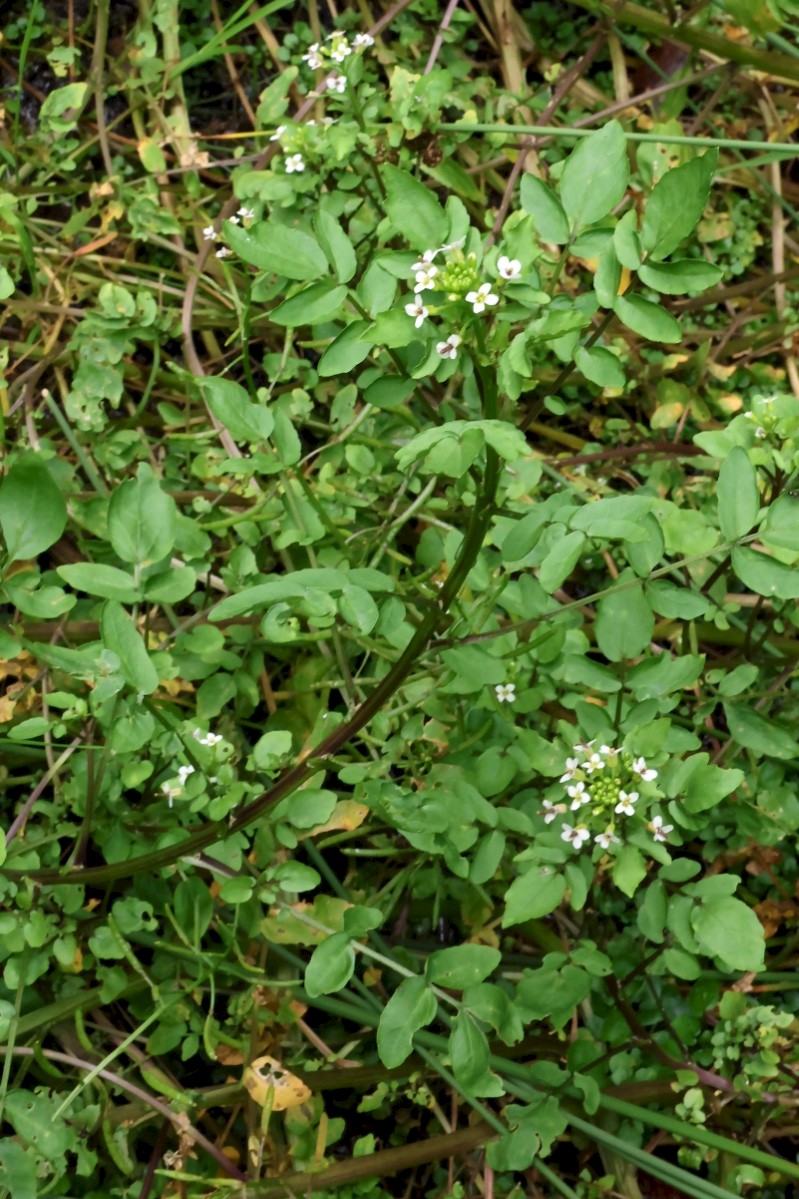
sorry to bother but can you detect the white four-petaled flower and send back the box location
[497,255,521,280]
[411,249,438,272]
[414,265,439,293]
[194,729,223,747]
[177,764,195,786]
[436,334,461,359]
[615,789,638,817]
[270,125,286,142]
[285,153,305,173]
[560,757,580,782]
[353,32,375,48]
[303,44,323,68]
[331,40,352,62]
[649,815,673,843]
[202,225,218,242]
[584,751,604,773]
[327,74,347,93]
[543,799,567,824]
[237,206,255,221]
[495,682,516,703]
[595,829,620,850]
[562,824,591,849]
[465,282,499,314]
[567,781,589,810]
[215,246,231,259]
[632,756,658,782]
[405,300,428,328]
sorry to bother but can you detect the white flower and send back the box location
[270,125,286,142]
[584,751,605,773]
[595,829,620,850]
[436,334,461,359]
[755,426,767,439]
[322,116,337,126]
[560,757,580,783]
[614,789,639,817]
[465,283,499,314]
[414,265,439,293]
[495,682,516,704]
[411,249,439,272]
[438,238,465,253]
[202,225,218,242]
[567,781,590,810]
[543,799,567,824]
[161,781,181,808]
[600,745,619,757]
[215,246,231,259]
[303,45,323,68]
[330,40,352,62]
[285,153,305,174]
[326,74,347,93]
[562,824,591,850]
[193,729,223,748]
[227,215,240,225]
[632,756,658,782]
[649,815,673,843]
[353,32,375,48]
[237,206,255,221]
[177,764,195,786]
[497,255,521,280]
[405,300,428,328]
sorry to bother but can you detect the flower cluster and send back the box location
[302,29,374,72]
[402,244,523,349]
[543,742,671,853]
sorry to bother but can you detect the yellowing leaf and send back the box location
[242,1055,311,1110]
[305,800,369,837]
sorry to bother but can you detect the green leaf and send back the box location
[613,294,681,343]
[57,563,142,602]
[100,601,159,694]
[723,702,799,760]
[683,763,744,813]
[595,571,654,661]
[317,321,373,377]
[225,220,328,280]
[637,880,667,943]
[637,259,723,295]
[449,1012,501,1095]
[613,209,642,268]
[314,210,357,283]
[691,896,765,972]
[732,545,799,599]
[269,281,347,326]
[538,530,585,592]
[0,267,15,299]
[717,446,759,541]
[612,845,647,898]
[574,345,625,389]
[5,1089,72,1157]
[363,376,416,410]
[502,865,566,927]
[305,932,356,997]
[107,464,176,566]
[0,1139,36,1199]
[377,975,437,1068]
[558,120,629,233]
[426,945,501,989]
[380,165,448,251]
[594,241,621,308]
[763,494,799,551]
[641,150,718,261]
[0,461,67,563]
[462,983,524,1045]
[199,377,274,442]
[519,175,570,243]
